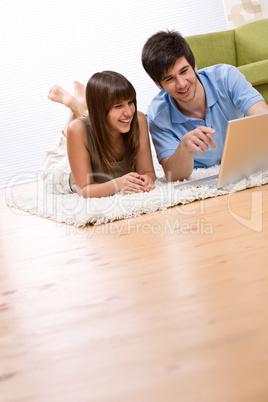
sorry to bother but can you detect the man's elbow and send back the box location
[162,162,193,182]
[164,170,192,182]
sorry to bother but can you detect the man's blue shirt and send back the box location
[146,64,263,168]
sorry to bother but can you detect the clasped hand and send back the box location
[116,172,155,195]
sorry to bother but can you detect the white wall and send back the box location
[260,0,268,18]
[223,0,267,28]
[1,0,228,188]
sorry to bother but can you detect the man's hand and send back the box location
[161,126,217,182]
[180,126,216,155]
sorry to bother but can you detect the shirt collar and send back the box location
[198,71,217,108]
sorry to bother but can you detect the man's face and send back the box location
[158,56,198,106]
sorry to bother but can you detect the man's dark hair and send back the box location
[141,30,196,86]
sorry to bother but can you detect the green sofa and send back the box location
[185,18,268,103]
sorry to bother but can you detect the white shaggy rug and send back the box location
[6,165,268,227]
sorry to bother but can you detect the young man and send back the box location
[142,31,268,181]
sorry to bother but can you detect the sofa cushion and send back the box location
[238,59,268,86]
[186,29,237,69]
[252,82,268,103]
[235,18,268,66]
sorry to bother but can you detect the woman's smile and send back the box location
[107,99,135,135]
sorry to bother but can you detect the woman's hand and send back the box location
[115,172,154,195]
[139,174,155,192]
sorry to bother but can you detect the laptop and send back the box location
[174,112,268,189]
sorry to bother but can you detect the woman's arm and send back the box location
[135,112,156,189]
[67,119,147,198]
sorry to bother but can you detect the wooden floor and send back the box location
[1,182,268,402]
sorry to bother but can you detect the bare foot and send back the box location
[48,85,74,106]
[73,81,87,111]
[48,85,86,117]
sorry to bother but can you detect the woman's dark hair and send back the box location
[86,71,140,174]
[142,30,196,86]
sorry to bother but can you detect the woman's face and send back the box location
[106,99,135,136]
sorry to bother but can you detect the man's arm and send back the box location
[161,126,216,182]
[246,100,268,116]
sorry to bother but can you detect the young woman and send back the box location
[41,71,156,198]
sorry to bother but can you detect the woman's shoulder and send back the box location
[68,117,86,133]
[137,110,146,122]
[68,115,96,153]
[67,117,88,145]
[137,111,149,132]
[78,114,91,126]
[76,114,94,137]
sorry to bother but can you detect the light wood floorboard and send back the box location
[1,183,268,402]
